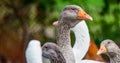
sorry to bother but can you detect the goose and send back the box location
[56,5,93,63]
[97,39,120,63]
[42,42,66,63]
[53,5,104,63]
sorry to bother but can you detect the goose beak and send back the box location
[53,21,58,27]
[97,44,107,55]
[78,8,93,21]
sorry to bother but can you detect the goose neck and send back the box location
[57,21,71,48]
[56,20,75,63]
[108,51,120,63]
[71,21,90,60]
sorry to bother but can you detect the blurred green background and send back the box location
[0,0,120,63]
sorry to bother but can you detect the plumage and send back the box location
[97,39,120,63]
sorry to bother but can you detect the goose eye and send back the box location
[107,42,110,44]
[71,8,75,10]
[44,46,48,49]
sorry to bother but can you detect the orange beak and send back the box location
[97,44,107,55]
[78,8,93,21]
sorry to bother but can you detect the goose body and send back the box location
[97,39,120,63]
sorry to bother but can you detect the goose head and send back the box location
[97,39,119,55]
[58,5,92,28]
[42,42,59,59]
[42,42,65,63]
